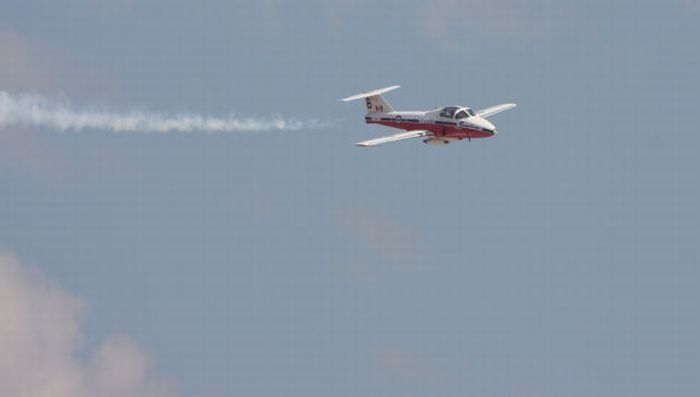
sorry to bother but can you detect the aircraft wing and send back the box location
[340,85,400,102]
[475,103,517,118]
[356,130,430,147]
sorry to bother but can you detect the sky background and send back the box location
[1,1,700,396]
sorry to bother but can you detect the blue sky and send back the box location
[1,1,700,396]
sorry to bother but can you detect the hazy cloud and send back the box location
[0,28,67,92]
[677,0,700,14]
[418,0,575,51]
[0,252,178,397]
[79,0,140,14]
[333,205,418,264]
[0,127,69,183]
[0,28,115,182]
[253,0,372,33]
[373,349,433,379]
[0,27,115,94]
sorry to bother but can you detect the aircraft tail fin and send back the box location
[340,85,399,113]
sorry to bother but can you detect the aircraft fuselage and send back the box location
[364,109,497,143]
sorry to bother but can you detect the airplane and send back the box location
[340,85,516,147]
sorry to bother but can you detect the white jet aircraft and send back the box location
[341,85,516,147]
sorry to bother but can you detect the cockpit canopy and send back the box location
[439,106,475,119]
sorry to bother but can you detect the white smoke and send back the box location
[0,91,323,133]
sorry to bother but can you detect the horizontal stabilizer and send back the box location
[340,85,400,102]
[356,130,429,147]
[475,103,517,118]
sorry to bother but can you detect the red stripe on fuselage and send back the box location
[367,120,494,139]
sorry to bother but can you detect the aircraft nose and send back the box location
[476,118,496,134]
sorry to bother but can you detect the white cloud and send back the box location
[0,252,178,397]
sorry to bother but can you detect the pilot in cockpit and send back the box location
[455,108,475,119]
[440,107,474,119]
[439,107,459,119]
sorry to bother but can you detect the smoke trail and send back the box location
[0,91,324,133]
